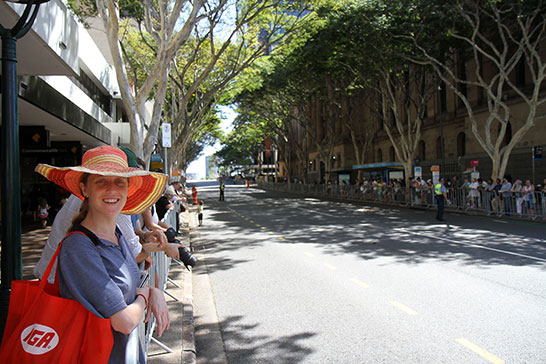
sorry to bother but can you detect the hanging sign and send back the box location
[161,123,172,148]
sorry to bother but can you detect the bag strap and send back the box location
[39,230,81,291]
[40,225,122,291]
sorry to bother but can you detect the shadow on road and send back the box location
[194,314,316,364]
[196,188,546,273]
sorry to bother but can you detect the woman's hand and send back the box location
[146,287,170,337]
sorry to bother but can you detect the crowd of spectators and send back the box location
[292,174,546,220]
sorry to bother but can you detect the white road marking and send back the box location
[395,228,546,263]
[296,206,336,217]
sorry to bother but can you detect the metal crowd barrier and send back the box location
[259,182,546,221]
[133,199,190,362]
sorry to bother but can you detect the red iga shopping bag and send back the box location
[0,232,113,363]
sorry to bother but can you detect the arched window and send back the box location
[457,132,466,156]
[436,136,444,159]
[389,146,395,162]
[418,140,426,161]
[377,148,383,163]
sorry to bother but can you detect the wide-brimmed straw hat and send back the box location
[35,145,167,214]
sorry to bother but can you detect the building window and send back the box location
[377,148,383,163]
[389,146,395,162]
[457,132,466,156]
[418,140,426,161]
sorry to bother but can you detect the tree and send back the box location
[94,0,220,165]
[298,1,437,187]
[215,121,265,174]
[409,0,546,180]
[167,0,312,176]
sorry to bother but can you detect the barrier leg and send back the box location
[151,337,174,353]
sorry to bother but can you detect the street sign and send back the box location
[161,123,172,148]
[470,160,479,167]
[534,146,543,160]
[414,166,422,178]
[430,165,440,172]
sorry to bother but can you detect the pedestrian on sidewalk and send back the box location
[37,196,50,228]
[34,145,171,363]
[197,200,204,226]
[434,177,450,221]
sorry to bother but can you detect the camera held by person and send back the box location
[165,227,197,269]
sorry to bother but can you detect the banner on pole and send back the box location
[161,124,172,148]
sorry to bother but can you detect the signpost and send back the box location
[161,123,171,177]
[431,165,440,185]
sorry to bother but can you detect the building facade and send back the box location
[1,1,132,225]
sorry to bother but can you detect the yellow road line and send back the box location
[279,237,285,241]
[389,301,418,315]
[268,231,275,235]
[304,252,315,257]
[455,338,505,364]
[323,263,337,270]
[351,278,369,288]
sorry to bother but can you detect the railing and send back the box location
[259,182,546,221]
[130,200,191,363]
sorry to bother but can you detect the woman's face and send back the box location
[80,175,128,217]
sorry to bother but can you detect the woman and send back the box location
[522,179,535,220]
[468,178,480,208]
[35,145,168,363]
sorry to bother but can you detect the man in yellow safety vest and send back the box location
[434,177,450,221]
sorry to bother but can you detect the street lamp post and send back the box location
[437,83,446,175]
[0,0,49,340]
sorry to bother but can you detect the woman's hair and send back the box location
[67,173,90,233]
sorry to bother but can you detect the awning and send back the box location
[352,162,404,170]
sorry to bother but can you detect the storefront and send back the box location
[352,162,406,183]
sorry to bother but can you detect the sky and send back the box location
[185,105,236,179]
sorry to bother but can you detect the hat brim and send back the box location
[35,164,167,214]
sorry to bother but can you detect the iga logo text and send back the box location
[20,324,59,355]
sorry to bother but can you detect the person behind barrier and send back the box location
[522,179,536,220]
[34,145,170,363]
[155,187,176,221]
[34,148,169,283]
[434,177,450,221]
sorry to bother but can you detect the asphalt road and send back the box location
[192,184,546,364]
